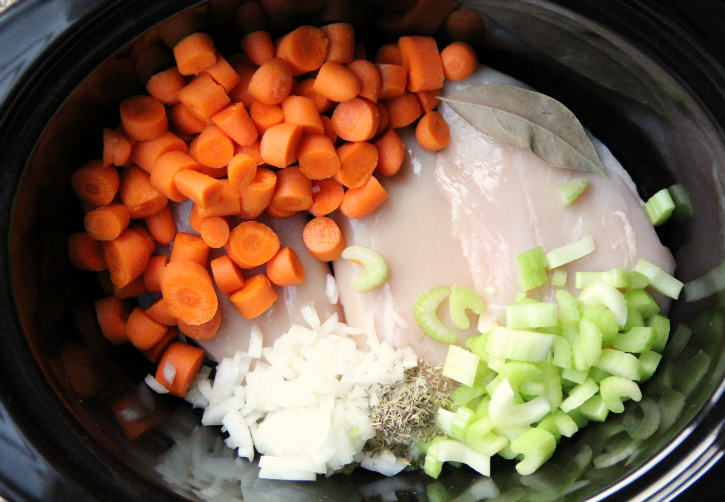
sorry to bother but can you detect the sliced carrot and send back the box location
[155,342,206,397]
[126,307,168,350]
[334,141,378,188]
[94,295,129,344]
[201,216,230,248]
[194,163,228,179]
[210,254,246,295]
[298,134,340,180]
[375,43,402,65]
[443,9,487,44]
[417,89,441,114]
[237,1,270,35]
[168,102,207,135]
[248,57,294,105]
[241,30,275,66]
[373,128,405,176]
[377,64,407,99]
[376,101,390,135]
[189,203,204,233]
[310,178,344,217]
[229,274,278,319]
[260,123,303,168]
[204,53,242,93]
[320,23,354,63]
[330,97,379,142]
[103,128,132,167]
[276,26,329,75]
[194,124,235,169]
[173,169,224,208]
[347,59,381,102]
[294,78,334,113]
[143,255,168,293]
[145,298,178,327]
[146,206,176,246]
[84,203,130,242]
[321,115,337,143]
[146,67,186,105]
[141,326,178,363]
[150,151,200,202]
[103,227,153,288]
[197,179,241,218]
[212,103,258,146]
[131,130,188,174]
[120,95,168,141]
[234,140,264,165]
[127,225,157,256]
[313,61,361,103]
[385,91,422,128]
[416,111,450,151]
[281,95,324,134]
[238,167,277,219]
[119,167,168,219]
[265,203,297,218]
[173,32,217,76]
[440,41,478,81]
[178,307,222,340]
[250,100,285,135]
[228,63,257,109]
[339,174,388,219]
[160,259,218,326]
[176,73,231,121]
[398,36,444,92]
[226,220,280,268]
[113,275,147,299]
[303,216,346,261]
[266,247,305,286]
[170,232,210,267]
[228,153,258,191]
[71,160,120,207]
[270,166,314,212]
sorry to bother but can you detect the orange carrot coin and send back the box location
[260,123,303,168]
[297,134,340,180]
[120,95,168,141]
[309,178,344,217]
[229,274,278,319]
[334,141,378,188]
[160,260,218,326]
[415,111,450,151]
[266,247,305,286]
[226,220,280,268]
[303,216,346,262]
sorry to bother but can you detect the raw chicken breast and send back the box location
[169,201,343,362]
[333,66,675,365]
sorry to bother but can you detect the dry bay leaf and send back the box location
[440,84,608,177]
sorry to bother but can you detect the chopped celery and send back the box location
[442,345,480,387]
[668,184,693,219]
[449,287,485,330]
[622,304,645,331]
[594,349,642,381]
[553,409,579,437]
[579,394,609,422]
[485,282,499,295]
[593,435,641,468]
[644,188,675,226]
[451,383,486,409]
[348,426,361,438]
[600,376,642,413]
[658,388,686,434]
[437,408,454,437]
[451,406,474,441]
[576,269,631,289]
[623,399,660,440]
[506,303,558,329]
[465,419,508,457]
[510,428,557,475]
[517,246,549,274]
[646,314,671,353]
[424,436,446,478]
[583,305,619,345]
[488,355,506,372]
[664,324,692,359]
[557,177,589,206]
[561,324,579,344]
[341,246,390,292]
[497,361,544,392]
[560,378,599,413]
[612,327,656,353]
[546,236,596,269]
[578,280,627,327]
[638,351,662,382]
[537,323,562,336]
[553,336,573,369]
[624,288,661,318]
[514,292,528,304]
[486,327,555,362]
[674,350,711,396]
[436,438,491,476]
[465,415,495,439]
[573,319,603,371]
[541,363,563,411]
[634,260,683,300]
[627,271,650,290]
[588,366,612,384]
[519,269,550,292]
[498,445,519,460]
[472,395,492,422]
[556,290,582,325]
[489,379,551,428]
[537,415,562,443]
[551,269,567,287]
[466,332,489,360]
[567,408,590,429]
[562,368,588,385]
[414,287,458,344]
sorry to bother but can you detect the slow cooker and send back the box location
[2,0,725,500]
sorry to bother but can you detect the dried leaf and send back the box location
[441,84,608,177]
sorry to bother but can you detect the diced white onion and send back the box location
[163,362,176,385]
[248,324,264,359]
[144,374,169,394]
[325,274,340,304]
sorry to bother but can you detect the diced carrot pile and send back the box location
[68,22,481,399]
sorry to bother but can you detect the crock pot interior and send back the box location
[4,0,725,501]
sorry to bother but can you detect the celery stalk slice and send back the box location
[594,349,642,381]
[553,336,573,369]
[623,288,660,318]
[537,415,562,443]
[424,436,446,478]
[627,271,650,290]
[506,303,558,329]
[644,188,675,226]
[612,327,657,353]
[486,327,555,362]
[579,394,609,422]
[442,345,480,387]
[546,236,596,269]
[583,305,619,345]
[465,417,507,457]
[436,438,491,476]
[638,351,662,382]
[511,428,557,475]
[451,383,486,409]
[622,304,645,331]
[552,409,579,437]
[578,280,627,327]
[449,287,485,330]
[600,376,642,413]
[517,246,549,274]
[557,178,589,206]
[573,319,603,371]
[556,290,582,325]
[551,269,568,287]
[414,287,458,344]
[489,379,551,428]
[646,314,670,353]
[341,246,390,292]
[562,368,588,385]
[560,378,599,413]
[576,269,631,289]
[451,406,475,442]
[634,259,683,300]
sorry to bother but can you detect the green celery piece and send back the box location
[668,184,694,219]
[646,314,671,353]
[424,436,446,479]
[577,280,628,327]
[551,269,567,287]
[567,408,590,429]
[674,350,711,396]
[558,177,589,206]
[514,292,527,304]
[466,332,490,360]
[426,482,453,502]
[451,383,486,409]
[435,438,490,476]
[489,379,551,428]
[634,259,684,300]
[546,236,596,269]
[623,399,660,440]
[627,271,650,290]
[451,406,475,441]
[579,394,609,422]
[562,368,588,384]
[561,324,579,344]
[573,319,603,371]
[644,188,675,226]
[475,364,495,386]
[638,351,662,382]
[658,388,686,434]
[537,323,563,336]
[510,428,557,475]
[472,395,491,422]
[465,416,506,457]
[560,378,599,413]
[517,246,549,274]
[498,445,519,460]
[556,290,582,325]
[442,345,480,387]
[612,327,657,353]
[553,336,573,369]
[542,363,564,411]
[488,355,506,372]
[519,269,550,292]
[537,414,562,443]
[622,304,645,331]
[576,269,631,289]
[414,287,457,344]
[449,286,485,330]
[664,324,692,359]
[498,361,544,392]
[552,409,579,437]
[506,302,558,329]
[588,366,612,384]
[583,305,619,345]
[486,327,556,362]
[624,288,661,318]
[341,245,390,292]
[600,376,642,413]
[594,349,642,381]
